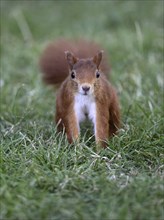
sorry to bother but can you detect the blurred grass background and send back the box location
[0,1,164,220]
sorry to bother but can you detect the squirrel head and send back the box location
[65,50,103,96]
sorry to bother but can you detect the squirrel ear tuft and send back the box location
[93,50,104,69]
[65,51,78,69]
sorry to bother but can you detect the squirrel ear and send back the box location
[65,51,78,69]
[93,50,104,69]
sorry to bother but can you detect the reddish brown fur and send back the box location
[55,79,79,143]
[92,74,120,147]
[39,39,120,147]
[39,39,110,84]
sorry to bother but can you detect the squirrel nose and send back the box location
[82,86,90,92]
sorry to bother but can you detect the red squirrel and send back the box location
[40,39,120,147]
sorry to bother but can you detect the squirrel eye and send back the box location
[71,71,75,79]
[96,71,100,78]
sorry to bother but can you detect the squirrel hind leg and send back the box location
[109,101,120,137]
[55,112,80,144]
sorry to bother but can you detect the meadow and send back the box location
[0,1,164,220]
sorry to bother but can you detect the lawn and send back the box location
[0,1,164,220]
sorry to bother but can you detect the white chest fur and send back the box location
[74,93,96,132]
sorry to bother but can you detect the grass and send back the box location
[0,1,164,220]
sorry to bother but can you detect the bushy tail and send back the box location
[39,39,110,85]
